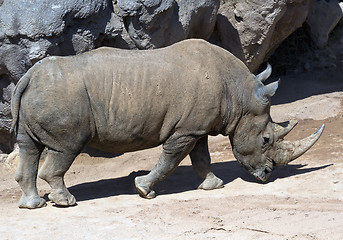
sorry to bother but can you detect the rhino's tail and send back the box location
[10,74,31,136]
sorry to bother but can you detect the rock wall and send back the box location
[211,0,312,72]
[0,0,342,154]
[117,0,219,49]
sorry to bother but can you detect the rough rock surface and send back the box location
[117,0,220,49]
[305,0,343,48]
[0,0,128,83]
[211,0,311,72]
[0,76,13,153]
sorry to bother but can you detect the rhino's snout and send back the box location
[252,166,272,182]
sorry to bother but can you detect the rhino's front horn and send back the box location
[271,124,325,166]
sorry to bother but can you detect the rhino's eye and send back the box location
[263,137,270,145]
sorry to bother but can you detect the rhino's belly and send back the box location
[88,134,163,154]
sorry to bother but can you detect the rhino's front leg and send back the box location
[135,134,198,199]
[189,136,224,190]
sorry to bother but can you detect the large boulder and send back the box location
[305,0,343,48]
[117,0,220,49]
[211,0,311,72]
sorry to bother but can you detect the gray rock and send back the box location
[177,0,219,40]
[0,76,15,154]
[117,0,219,49]
[0,0,132,84]
[211,0,311,72]
[306,0,343,48]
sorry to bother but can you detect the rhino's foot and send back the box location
[18,195,47,209]
[135,176,156,199]
[198,172,224,190]
[48,189,76,207]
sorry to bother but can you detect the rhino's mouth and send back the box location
[236,156,273,182]
[251,157,275,182]
[252,166,272,182]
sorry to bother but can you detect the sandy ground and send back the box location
[0,70,343,240]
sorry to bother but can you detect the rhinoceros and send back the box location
[11,39,324,209]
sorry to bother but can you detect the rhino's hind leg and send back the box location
[135,134,198,199]
[38,150,77,207]
[189,136,224,190]
[15,131,46,209]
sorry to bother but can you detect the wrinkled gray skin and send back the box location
[11,39,324,209]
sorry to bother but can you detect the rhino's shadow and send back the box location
[61,161,332,203]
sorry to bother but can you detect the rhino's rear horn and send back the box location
[272,124,325,166]
[273,120,298,140]
[255,80,279,102]
[255,63,272,82]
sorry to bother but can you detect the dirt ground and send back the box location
[0,69,343,240]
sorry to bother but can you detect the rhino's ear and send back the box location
[255,80,279,103]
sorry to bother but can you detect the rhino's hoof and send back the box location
[135,176,156,199]
[18,195,47,209]
[48,189,76,207]
[198,173,224,190]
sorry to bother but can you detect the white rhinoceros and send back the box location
[11,39,324,209]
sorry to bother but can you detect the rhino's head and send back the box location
[230,64,324,182]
